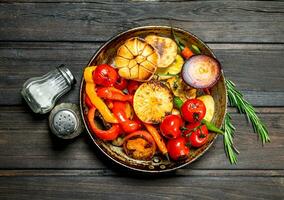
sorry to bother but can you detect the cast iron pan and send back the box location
[79,26,227,173]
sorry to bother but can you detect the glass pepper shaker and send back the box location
[21,65,76,114]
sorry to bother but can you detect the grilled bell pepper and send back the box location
[84,66,97,83]
[122,130,156,160]
[84,66,118,123]
[85,94,94,109]
[112,101,142,134]
[97,87,133,102]
[171,29,194,60]
[87,107,121,141]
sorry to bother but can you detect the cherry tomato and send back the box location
[181,99,206,123]
[167,137,189,161]
[127,80,140,95]
[183,121,201,136]
[93,64,118,87]
[160,115,183,139]
[114,76,128,90]
[187,125,209,148]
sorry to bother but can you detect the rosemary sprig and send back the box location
[222,113,239,164]
[226,79,270,144]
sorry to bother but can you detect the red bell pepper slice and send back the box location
[85,94,94,109]
[112,101,142,134]
[87,107,121,141]
[97,87,133,102]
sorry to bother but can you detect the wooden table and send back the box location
[0,1,283,199]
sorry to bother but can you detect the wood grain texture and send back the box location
[2,0,284,2]
[0,2,283,42]
[0,1,283,199]
[0,176,283,200]
[0,42,283,106]
[1,169,284,177]
[0,106,282,170]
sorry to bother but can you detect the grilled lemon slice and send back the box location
[133,81,173,124]
[145,35,177,68]
[114,37,159,82]
[156,55,184,80]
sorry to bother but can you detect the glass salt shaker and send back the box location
[21,65,76,114]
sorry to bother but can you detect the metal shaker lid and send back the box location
[57,65,76,86]
[49,103,83,139]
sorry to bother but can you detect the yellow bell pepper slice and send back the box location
[84,66,97,83]
[84,66,118,124]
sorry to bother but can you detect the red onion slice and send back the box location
[182,55,221,89]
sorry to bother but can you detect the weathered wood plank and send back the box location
[0,106,283,170]
[2,0,283,2]
[0,169,283,177]
[0,2,283,42]
[0,42,283,106]
[0,176,283,200]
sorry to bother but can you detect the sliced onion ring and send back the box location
[182,55,221,89]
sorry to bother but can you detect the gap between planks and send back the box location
[0,169,283,177]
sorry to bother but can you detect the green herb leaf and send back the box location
[191,44,201,54]
[226,79,270,144]
[171,28,185,51]
[222,113,239,164]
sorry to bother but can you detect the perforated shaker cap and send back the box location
[49,103,83,139]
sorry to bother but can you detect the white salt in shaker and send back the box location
[21,65,75,114]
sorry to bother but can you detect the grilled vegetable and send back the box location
[182,55,221,88]
[167,137,189,161]
[186,125,209,148]
[160,114,183,139]
[144,124,168,156]
[181,99,206,123]
[114,76,128,90]
[87,107,121,141]
[171,108,181,115]
[133,81,173,124]
[93,64,118,87]
[197,95,215,122]
[181,46,194,60]
[84,66,118,123]
[112,101,141,134]
[127,80,141,95]
[123,131,156,160]
[96,87,133,102]
[145,35,177,68]
[114,37,159,81]
[171,29,195,60]
[167,76,197,102]
[156,55,184,80]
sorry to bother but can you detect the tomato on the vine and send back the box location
[183,121,201,136]
[160,114,183,139]
[167,137,189,161]
[186,125,209,148]
[181,99,206,123]
[93,64,118,87]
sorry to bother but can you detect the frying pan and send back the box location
[79,26,227,173]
